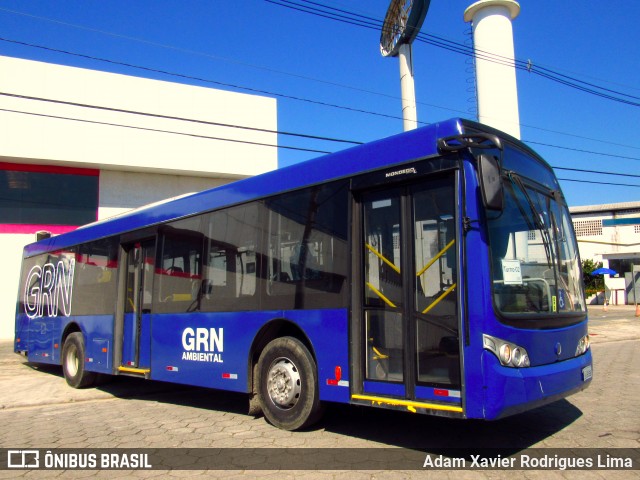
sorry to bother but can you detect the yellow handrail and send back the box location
[365,243,400,274]
[372,346,389,360]
[366,282,397,308]
[366,238,455,278]
[422,283,457,314]
[416,239,456,278]
[366,238,456,312]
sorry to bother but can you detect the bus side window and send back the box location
[265,181,349,309]
[201,204,261,312]
[154,222,204,314]
[74,238,119,316]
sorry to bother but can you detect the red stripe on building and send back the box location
[0,224,79,234]
[0,162,99,176]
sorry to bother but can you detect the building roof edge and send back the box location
[570,201,640,214]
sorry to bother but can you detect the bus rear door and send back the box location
[118,240,155,376]
[351,174,463,415]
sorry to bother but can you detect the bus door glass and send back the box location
[121,240,155,369]
[360,175,461,401]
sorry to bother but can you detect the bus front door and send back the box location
[120,240,155,374]
[354,176,463,413]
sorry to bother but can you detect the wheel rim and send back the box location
[266,357,301,410]
[66,344,79,377]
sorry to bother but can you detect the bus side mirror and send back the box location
[478,154,503,211]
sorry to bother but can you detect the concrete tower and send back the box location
[464,0,521,139]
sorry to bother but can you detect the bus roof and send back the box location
[22,118,540,257]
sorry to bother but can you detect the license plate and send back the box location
[582,365,593,381]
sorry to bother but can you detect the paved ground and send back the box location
[0,306,638,478]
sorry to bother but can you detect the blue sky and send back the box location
[0,0,638,206]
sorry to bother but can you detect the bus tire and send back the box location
[62,332,97,389]
[257,336,323,431]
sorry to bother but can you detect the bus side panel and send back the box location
[461,330,489,419]
[27,316,58,364]
[75,315,115,374]
[460,160,493,420]
[23,314,114,372]
[283,309,350,404]
[14,313,30,353]
[149,309,350,403]
[150,311,280,392]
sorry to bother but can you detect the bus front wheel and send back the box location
[62,332,97,388]
[257,336,323,431]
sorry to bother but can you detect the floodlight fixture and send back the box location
[380,0,430,58]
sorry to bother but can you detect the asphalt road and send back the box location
[0,306,638,478]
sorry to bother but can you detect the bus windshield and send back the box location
[487,147,586,323]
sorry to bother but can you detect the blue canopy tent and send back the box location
[591,268,617,276]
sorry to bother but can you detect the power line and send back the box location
[3,105,637,189]
[0,91,363,146]
[0,37,415,126]
[0,6,636,189]
[269,0,640,108]
[2,103,638,189]
[527,141,640,163]
[0,107,332,154]
[2,36,639,173]
[5,35,640,164]
[298,0,640,106]
[552,166,640,179]
[6,87,640,169]
[558,178,640,188]
[520,123,640,153]
[0,4,406,103]
[2,21,639,155]
[2,5,639,154]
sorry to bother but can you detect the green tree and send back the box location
[582,259,603,295]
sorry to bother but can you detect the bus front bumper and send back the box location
[481,349,593,420]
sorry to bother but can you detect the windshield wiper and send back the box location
[508,173,554,267]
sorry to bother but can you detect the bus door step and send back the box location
[117,366,151,378]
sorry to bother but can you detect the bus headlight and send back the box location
[499,344,511,365]
[483,334,530,368]
[575,334,590,356]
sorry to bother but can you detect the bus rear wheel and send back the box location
[257,337,323,431]
[62,332,97,388]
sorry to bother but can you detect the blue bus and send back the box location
[14,118,592,430]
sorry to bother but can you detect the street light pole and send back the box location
[380,0,430,132]
[398,43,418,131]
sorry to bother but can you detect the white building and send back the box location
[1,55,277,339]
[570,202,640,305]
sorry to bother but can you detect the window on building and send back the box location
[0,163,99,227]
[573,219,603,237]
[608,259,637,277]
